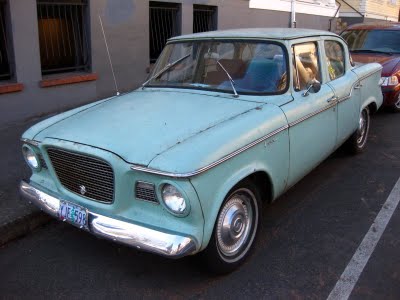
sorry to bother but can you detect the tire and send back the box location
[346,107,370,154]
[390,93,400,113]
[200,180,262,274]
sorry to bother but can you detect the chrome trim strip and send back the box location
[337,68,382,104]
[21,138,40,147]
[130,68,383,179]
[20,181,197,258]
[131,125,289,178]
[289,101,337,127]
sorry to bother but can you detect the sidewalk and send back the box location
[0,116,52,245]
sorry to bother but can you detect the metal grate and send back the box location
[37,0,90,75]
[47,148,114,203]
[193,5,217,34]
[135,181,158,203]
[0,0,11,80]
[149,2,180,63]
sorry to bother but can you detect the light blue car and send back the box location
[20,28,383,273]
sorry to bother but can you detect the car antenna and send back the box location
[99,15,120,96]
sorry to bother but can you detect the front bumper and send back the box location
[20,181,197,258]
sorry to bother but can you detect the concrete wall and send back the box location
[0,0,335,129]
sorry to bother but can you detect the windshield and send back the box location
[341,30,400,54]
[147,40,288,95]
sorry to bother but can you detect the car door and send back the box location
[324,39,360,145]
[281,40,338,187]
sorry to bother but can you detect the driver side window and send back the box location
[292,42,321,91]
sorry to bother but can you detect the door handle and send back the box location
[354,83,363,89]
[327,96,338,103]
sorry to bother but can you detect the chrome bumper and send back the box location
[20,181,197,258]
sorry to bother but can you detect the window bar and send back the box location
[63,5,72,56]
[58,5,66,57]
[193,6,216,33]
[46,4,55,60]
[81,6,89,67]
[37,0,89,74]
[53,4,61,60]
[149,4,179,63]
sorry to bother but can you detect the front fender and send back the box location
[190,128,289,250]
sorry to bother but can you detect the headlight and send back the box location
[161,184,187,214]
[380,76,399,87]
[22,145,40,170]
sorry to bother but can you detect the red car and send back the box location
[341,22,400,112]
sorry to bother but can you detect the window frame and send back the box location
[324,39,346,82]
[36,0,91,76]
[292,41,322,92]
[148,39,291,96]
[193,4,218,34]
[149,1,182,64]
[0,0,13,81]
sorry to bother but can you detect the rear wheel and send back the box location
[347,107,370,154]
[201,180,261,274]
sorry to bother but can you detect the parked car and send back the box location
[20,28,383,273]
[341,22,400,112]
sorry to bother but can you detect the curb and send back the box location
[0,211,52,246]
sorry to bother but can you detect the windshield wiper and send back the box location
[351,49,395,55]
[142,53,191,88]
[216,60,239,98]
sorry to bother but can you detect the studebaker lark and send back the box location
[20,28,383,273]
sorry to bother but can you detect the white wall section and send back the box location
[250,0,338,17]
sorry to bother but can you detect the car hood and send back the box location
[33,90,264,166]
[351,53,400,76]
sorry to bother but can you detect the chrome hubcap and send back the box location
[357,110,368,145]
[216,192,253,257]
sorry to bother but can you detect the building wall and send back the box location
[0,0,336,129]
[338,0,400,21]
[365,0,400,21]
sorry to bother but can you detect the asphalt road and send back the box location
[1,111,399,299]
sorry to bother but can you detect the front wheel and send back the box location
[346,107,370,154]
[200,181,261,274]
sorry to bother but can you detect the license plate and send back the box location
[58,201,88,230]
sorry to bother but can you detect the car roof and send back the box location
[169,28,339,42]
[344,22,400,31]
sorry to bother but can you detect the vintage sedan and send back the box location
[341,22,400,112]
[20,29,383,273]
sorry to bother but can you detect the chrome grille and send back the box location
[135,181,158,203]
[47,148,114,203]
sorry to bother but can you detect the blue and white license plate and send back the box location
[58,201,88,230]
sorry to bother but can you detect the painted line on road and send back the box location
[327,177,400,300]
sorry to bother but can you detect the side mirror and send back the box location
[302,79,321,97]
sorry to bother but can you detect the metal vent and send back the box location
[47,148,114,203]
[135,181,158,203]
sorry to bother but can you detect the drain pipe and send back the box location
[291,0,296,28]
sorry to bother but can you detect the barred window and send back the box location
[0,0,11,80]
[37,0,90,75]
[193,5,217,33]
[149,1,181,64]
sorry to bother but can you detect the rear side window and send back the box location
[292,42,321,91]
[325,41,345,81]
